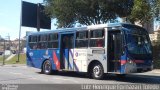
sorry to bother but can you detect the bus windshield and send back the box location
[127,34,152,54]
[124,24,152,59]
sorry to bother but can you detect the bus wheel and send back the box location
[43,60,52,75]
[91,62,104,80]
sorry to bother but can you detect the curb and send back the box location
[128,74,160,80]
[0,64,26,67]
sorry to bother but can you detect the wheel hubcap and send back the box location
[93,65,101,77]
[44,62,51,73]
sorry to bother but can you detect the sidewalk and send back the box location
[149,69,160,74]
[132,69,160,77]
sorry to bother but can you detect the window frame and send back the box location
[47,33,59,49]
[75,30,89,48]
[37,34,48,49]
[89,29,105,48]
[28,35,38,49]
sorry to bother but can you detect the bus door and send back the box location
[60,34,74,70]
[108,30,122,72]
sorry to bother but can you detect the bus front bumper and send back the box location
[136,64,153,72]
[124,63,153,74]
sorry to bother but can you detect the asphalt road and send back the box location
[0,65,160,90]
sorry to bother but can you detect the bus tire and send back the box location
[91,62,104,80]
[42,60,52,75]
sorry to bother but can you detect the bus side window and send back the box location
[48,33,58,48]
[90,29,104,47]
[97,39,103,47]
[32,44,37,49]
[70,36,74,48]
[29,35,37,49]
[75,31,88,48]
[38,35,48,49]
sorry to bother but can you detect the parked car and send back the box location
[12,50,16,54]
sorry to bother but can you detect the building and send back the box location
[0,36,26,52]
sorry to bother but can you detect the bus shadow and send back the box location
[37,71,160,84]
[37,71,88,78]
[55,71,89,78]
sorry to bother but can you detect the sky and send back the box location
[0,0,159,40]
[0,0,56,40]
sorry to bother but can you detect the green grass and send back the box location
[0,56,3,63]
[5,54,26,64]
[0,55,10,64]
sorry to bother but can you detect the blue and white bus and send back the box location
[26,23,153,79]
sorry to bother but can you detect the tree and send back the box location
[155,0,160,21]
[128,0,160,24]
[44,0,134,28]
[44,0,159,27]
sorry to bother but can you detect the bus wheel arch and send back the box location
[88,60,104,79]
[41,59,52,75]
[41,60,46,73]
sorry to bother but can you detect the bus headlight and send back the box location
[128,60,133,64]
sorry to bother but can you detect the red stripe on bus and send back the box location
[53,51,60,70]
[121,60,127,65]
[120,60,144,65]
[133,60,144,63]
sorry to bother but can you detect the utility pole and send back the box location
[37,3,40,32]
[8,33,11,50]
[6,34,11,50]
[3,39,5,65]
[17,0,22,63]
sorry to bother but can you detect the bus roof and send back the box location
[27,23,134,36]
